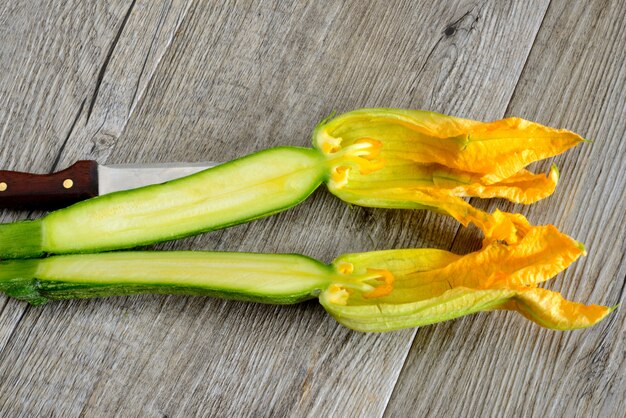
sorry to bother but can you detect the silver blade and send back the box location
[98,162,218,195]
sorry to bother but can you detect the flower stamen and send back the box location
[326,284,350,305]
[329,266,395,305]
[337,262,354,275]
[331,138,382,160]
[326,138,385,189]
[362,268,394,298]
[331,166,351,188]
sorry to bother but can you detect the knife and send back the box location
[0,160,217,210]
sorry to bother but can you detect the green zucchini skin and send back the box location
[0,251,333,305]
[0,146,327,259]
[0,220,43,259]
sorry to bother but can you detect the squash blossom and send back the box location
[314,108,584,244]
[0,216,611,331]
[321,216,612,331]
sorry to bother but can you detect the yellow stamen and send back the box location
[337,262,354,275]
[362,268,395,298]
[326,284,350,305]
[331,166,351,188]
[318,132,343,154]
[326,138,386,189]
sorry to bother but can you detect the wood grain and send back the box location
[385,1,626,417]
[0,0,133,372]
[0,0,194,358]
[0,0,623,417]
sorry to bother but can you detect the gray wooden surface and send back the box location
[0,1,623,417]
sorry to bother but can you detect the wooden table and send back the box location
[0,1,624,416]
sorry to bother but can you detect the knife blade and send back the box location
[97,161,217,195]
[0,160,218,210]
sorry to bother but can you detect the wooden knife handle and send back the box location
[0,160,99,210]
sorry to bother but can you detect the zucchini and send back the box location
[0,251,333,305]
[0,108,584,259]
[0,238,611,331]
[0,146,326,258]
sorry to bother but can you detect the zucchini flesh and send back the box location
[0,251,332,305]
[0,147,326,258]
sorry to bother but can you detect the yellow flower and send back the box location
[315,108,583,244]
[320,215,612,332]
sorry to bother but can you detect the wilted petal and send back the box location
[443,165,560,204]
[500,287,613,330]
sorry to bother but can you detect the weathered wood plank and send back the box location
[0,0,194,339]
[0,0,133,359]
[0,0,194,411]
[385,1,625,417]
[0,0,564,416]
[56,0,195,166]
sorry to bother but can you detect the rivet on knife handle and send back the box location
[0,160,99,210]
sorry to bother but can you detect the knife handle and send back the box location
[0,160,99,210]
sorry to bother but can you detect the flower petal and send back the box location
[446,117,582,183]
[315,109,583,182]
[501,287,614,330]
[327,183,526,244]
[443,165,560,204]
[321,287,515,332]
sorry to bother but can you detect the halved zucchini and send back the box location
[0,251,332,305]
[0,146,326,258]
[0,238,611,331]
[0,108,586,259]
